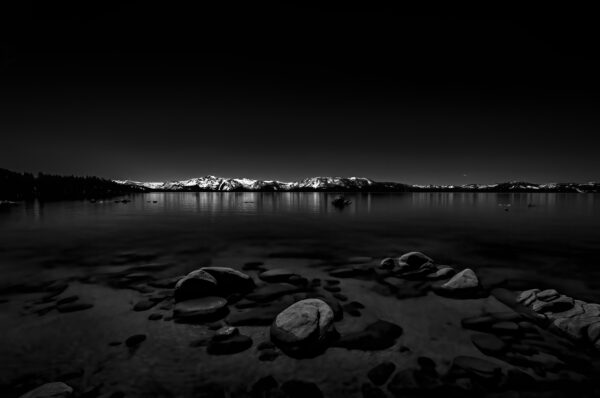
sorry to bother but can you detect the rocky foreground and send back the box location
[3,251,600,397]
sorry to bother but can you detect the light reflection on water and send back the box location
[0,192,599,281]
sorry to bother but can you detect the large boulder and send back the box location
[174,269,218,302]
[19,382,73,398]
[270,298,336,357]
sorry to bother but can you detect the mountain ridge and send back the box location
[114,176,600,193]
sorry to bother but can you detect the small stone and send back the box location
[148,313,163,320]
[259,269,298,283]
[367,361,396,385]
[536,289,560,301]
[214,326,239,341]
[335,320,403,350]
[452,355,501,378]
[324,285,341,293]
[125,334,146,347]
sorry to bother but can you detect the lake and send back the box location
[1,192,600,397]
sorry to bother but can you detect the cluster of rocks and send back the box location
[517,288,600,350]
[375,252,483,299]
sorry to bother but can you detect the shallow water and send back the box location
[1,192,599,280]
[1,193,600,397]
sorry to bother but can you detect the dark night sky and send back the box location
[1,6,599,184]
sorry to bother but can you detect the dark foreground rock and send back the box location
[271,299,337,357]
[334,320,403,350]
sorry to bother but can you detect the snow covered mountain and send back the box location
[114,177,599,193]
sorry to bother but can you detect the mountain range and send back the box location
[114,176,600,193]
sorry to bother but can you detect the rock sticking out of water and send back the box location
[271,298,337,358]
[517,288,600,349]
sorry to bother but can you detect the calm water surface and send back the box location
[1,192,599,283]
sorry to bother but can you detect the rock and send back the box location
[537,289,560,301]
[335,320,403,350]
[214,326,239,340]
[201,266,255,295]
[148,313,163,320]
[173,296,228,320]
[379,257,397,270]
[434,268,480,297]
[367,361,396,385]
[441,268,478,290]
[206,334,253,355]
[125,334,146,347]
[19,382,73,398]
[259,269,298,283]
[471,333,507,355]
[398,251,433,269]
[133,299,157,311]
[174,269,218,302]
[270,299,336,357]
[280,380,323,398]
[531,295,574,313]
[56,302,94,313]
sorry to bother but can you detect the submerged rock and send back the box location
[174,269,218,302]
[173,296,228,319]
[18,382,73,398]
[335,320,403,350]
[201,266,255,295]
[270,298,336,357]
[259,269,298,283]
[207,334,253,355]
[398,251,433,269]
